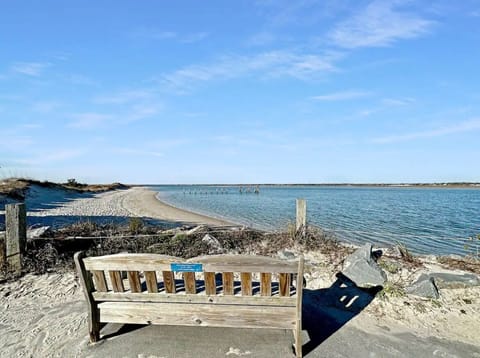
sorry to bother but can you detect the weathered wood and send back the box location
[296,199,306,232]
[74,252,100,342]
[222,272,234,295]
[84,253,181,271]
[98,301,296,330]
[92,292,296,306]
[5,203,26,274]
[279,273,291,297]
[190,254,298,273]
[162,271,175,293]
[77,252,304,357]
[127,271,142,293]
[241,272,252,296]
[145,271,158,293]
[260,272,272,296]
[184,272,196,294]
[204,272,216,296]
[109,271,125,292]
[92,270,108,292]
[294,256,304,358]
[0,236,5,268]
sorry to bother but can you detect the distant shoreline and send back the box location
[135,183,480,189]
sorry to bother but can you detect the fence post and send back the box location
[296,199,306,233]
[0,233,5,269]
[5,203,26,275]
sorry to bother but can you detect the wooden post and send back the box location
[296,199,306,233]
[5,203,27,275]
[0,233,5,268]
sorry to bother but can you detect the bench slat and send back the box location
[204,272,216,295]
[84,254,181,271]
[222,272,234,295]
[92,292,296,306]
[127,271,142,293]
[184,272,196,294]
[144,271,158,293]
[92,270,108,292]
[279,273,291,297]
[241,273,252,296]
[109,271,125,292]
[85,253,298,273]
[98,301,296,329]
[260,273,272,296]
[162,271,175,293]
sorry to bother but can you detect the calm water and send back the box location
[151,185,480,256]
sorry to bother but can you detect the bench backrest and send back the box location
[75,252,304,306]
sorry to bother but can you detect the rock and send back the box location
[406,277,440,299]
[202,234,224,253]
[27,226,51,239]
[277,249,296,260]
[342,243,387,287]
[186,225,206,236]
[160,228,182,235]
[420,272,480,289]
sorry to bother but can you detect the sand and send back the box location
[1,186,480,357]
[1,185,233,227]
[1,257,479,357]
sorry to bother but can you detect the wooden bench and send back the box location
[74,252,304,357]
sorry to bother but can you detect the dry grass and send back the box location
[437,256,480,275]
[0,178,128,200]
[0,222,352,280]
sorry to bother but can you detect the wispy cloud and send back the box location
[381,97,415,106]
[0,135,34,149]
[329,1,434,48]
[112,148,164,157]
[68,113,113,129]
[130,28,209,43]
[372,118,480,144]
[15,149,86,166]
[123,104,162,123]
[11,62,51,76]
[32,101,62,113]
[162,50,339,91]
[246,32,277,46]
[65,74,98,86]
[94,89,154,104]
[311,90,372,101]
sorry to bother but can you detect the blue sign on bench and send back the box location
[171,263,203,272]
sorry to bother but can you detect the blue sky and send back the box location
[1,0,479,184]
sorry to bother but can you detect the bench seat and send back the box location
[75,252,304,357]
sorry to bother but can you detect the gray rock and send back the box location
[342,243,387,287]
[406,277,440,299]
[277,249,296,260]
[202,234,224,253]
[27,226,51,239]
[419,272,480,289]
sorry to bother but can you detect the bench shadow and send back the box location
[100,322,147,340]
[302,272,382,356]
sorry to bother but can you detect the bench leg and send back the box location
[88,307,101,343]
[293,322,302,357]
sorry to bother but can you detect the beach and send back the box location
[1,185,480,357]
[6,186,233,228]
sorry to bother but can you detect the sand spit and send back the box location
[1,186,232,227]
